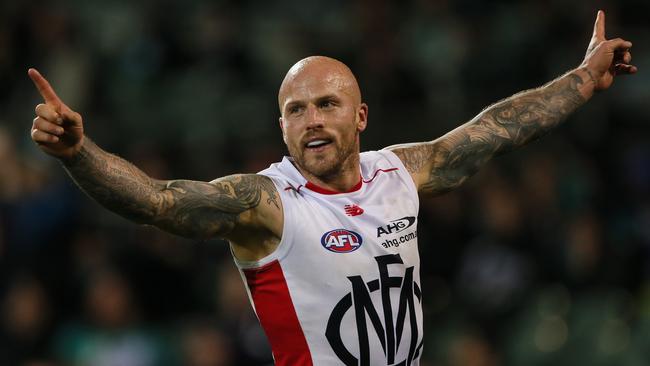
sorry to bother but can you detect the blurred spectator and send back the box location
[53,269,168,366]
[179,319,233,366]
[0,274,52,364]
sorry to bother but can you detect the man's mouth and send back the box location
[305,139,333,150]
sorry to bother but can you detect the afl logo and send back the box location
[321,229,363,253]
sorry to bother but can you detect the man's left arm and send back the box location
[387,10,636,195]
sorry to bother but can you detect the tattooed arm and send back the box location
[28,69,282,249]
[62,138,281,241]
[386,10,635,195]
[388,68,590,194]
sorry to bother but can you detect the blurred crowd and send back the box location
[1,0,649,365]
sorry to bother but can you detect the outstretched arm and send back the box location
[63,139,280,239]
[28,69,281,241]
[387,10,636,194]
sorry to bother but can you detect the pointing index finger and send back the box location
[593,10,606,41]
[28,68,62,106]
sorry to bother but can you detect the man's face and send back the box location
[279,63,367,180]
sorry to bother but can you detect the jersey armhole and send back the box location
[376,149,420,212]
[231,175,296,269]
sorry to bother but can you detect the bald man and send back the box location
[29,11,634,366]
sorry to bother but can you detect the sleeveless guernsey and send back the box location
[232,150,423,366]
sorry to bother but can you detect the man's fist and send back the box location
[581,10,637,92]
[28,68,84,160]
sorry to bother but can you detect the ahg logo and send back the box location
[376,216,416,237]
[321,229,363,253]
[326,254,423,365]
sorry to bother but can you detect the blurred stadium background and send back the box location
[1,0,649,365]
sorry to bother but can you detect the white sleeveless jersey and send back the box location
[232,150,423,365]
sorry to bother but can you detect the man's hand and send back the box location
[581,10,637,92]
[28,68,84,160]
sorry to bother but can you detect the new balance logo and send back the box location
[344,204,364,216]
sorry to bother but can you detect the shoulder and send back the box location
[381,144,437,192]
[215,174,284,260]
[208,174,282,222]
[382,143,435,176]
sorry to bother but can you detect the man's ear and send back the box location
[357,103,368,132]
[279,117,287,144]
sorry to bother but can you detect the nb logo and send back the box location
[326,254,423,365]
[344,204,365,217]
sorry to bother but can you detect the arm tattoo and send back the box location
[63,139,279,239]
[391,70,588,194]
[158,175,279,239]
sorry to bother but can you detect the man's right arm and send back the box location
[28,68,282,243]
[62,138,280,240]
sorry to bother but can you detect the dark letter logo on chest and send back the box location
[326,254,423,365]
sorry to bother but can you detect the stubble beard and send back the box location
[289,133,359,182]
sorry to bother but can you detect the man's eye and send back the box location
[320,100,334,108]
[289,106,303,114]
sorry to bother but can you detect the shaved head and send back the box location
[278,56,361,112]
[277,56,368,189]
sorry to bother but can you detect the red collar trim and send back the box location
[304,178,363,195]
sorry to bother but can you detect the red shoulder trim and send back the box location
[363,168,398,183]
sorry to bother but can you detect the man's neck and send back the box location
[293,155,361,193]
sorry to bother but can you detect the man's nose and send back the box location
[306,104,324,129]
